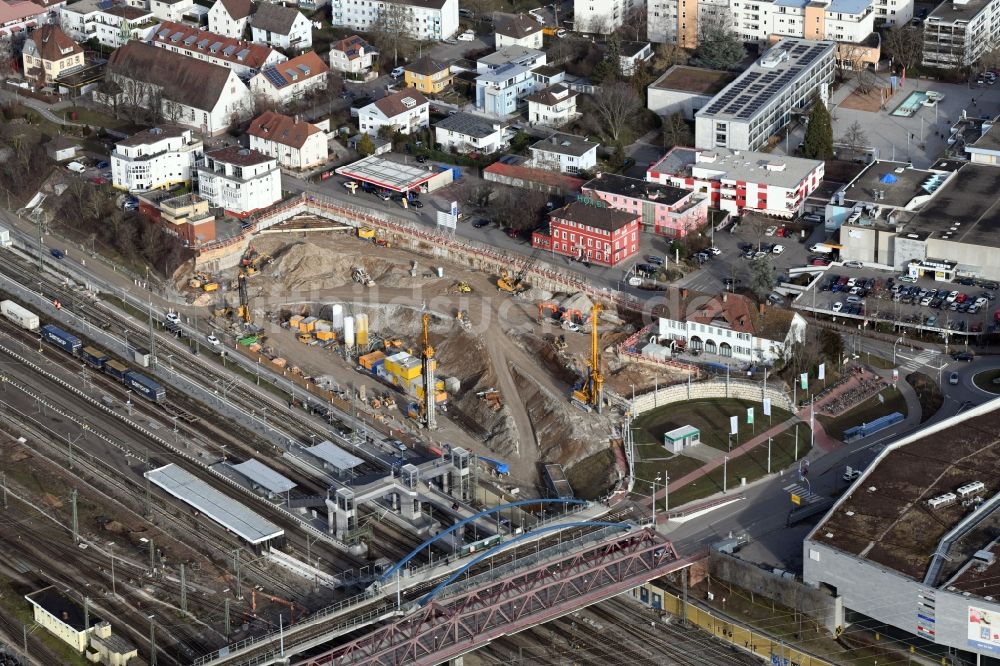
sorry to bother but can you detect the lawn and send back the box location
[633,398,797,452]
[61,105,129,130]
[906,371,944,421]
[816,386,907,441]
[975,368,1000,394]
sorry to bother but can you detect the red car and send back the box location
[811,258,831,266]
[956,293,968,303]
[90,176,108,185]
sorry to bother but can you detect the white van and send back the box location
[67,161,86,174]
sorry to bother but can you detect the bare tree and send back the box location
[585,81,642,147]
[652,43,689,70]
[614,6,647,42]
[662,112,693,148]
[883,25,924,71]
[371,5,417,67]
[489,186,547,230]
[841,120,869,157]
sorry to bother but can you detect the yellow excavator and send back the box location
[571,303,603,413]
[497,251,537,294]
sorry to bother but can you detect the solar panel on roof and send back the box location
[97,0,112,9]
[263,67,286,87]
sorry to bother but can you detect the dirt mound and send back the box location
[267,241,441,292]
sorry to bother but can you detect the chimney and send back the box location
[294,114,300,124]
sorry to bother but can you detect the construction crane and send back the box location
[421,312,436,429]
[571,303,603,412]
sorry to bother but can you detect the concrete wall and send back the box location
[647,88,711,120]
[710,550,842,633]
[631,378,792,416]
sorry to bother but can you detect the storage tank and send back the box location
[330,304,344,331]
[344,316,355,347]
[356,313,369,346]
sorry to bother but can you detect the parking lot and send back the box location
[795,265,998,338]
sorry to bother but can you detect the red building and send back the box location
[581,173,709,238]
[531,200,640,267]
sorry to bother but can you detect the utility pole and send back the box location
[149,619,157,666]
[149,539,155,574]
[2,471,7,510]
[144,448,152,518]
[233,549,243,600]
[224,598,230,636]
[180,563,187,614]
[67,432,77,470]
[681,567,688,627]
[71,488,79,543]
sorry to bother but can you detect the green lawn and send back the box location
[816,386,907,441]
[633,398,796,452]
[974,368,1000,394]
[62,106,128,129]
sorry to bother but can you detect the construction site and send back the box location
[175,217,687,495]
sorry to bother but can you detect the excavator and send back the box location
[571,303,603,413]
[497,250,538,294]
[250,589,308,623]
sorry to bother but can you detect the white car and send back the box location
[708,247,721,256]
[765,226,777,236]
[945,290,960,303]
[206,333,221,347]
[165,311,180,324]
[771,244,784,255]
[457,30,475,41]
[832,302,844,312]
[975,296,989,308]
[390,66,405,78]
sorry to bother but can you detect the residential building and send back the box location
[207,0,253,38]
[404,55,452,93]
[22,24,83,85]
[525,83,579,126]
[150,0,194,22]
[803,404,1000,664]
[530,200,640,266]
[582,172,709,237]
[475,63,536,116]
[100,41,252,136]
[329,0,459,40]
[358,88,429,135]
[434,112,506,153]
[59,0,156,48]
[647,65,736,119]
[111,126,203,192]
[966,122,1000,165]
[531,63,565,88]
[248,110,328,169]
[151,21,285,78]
[694,38,835,151]
[250,3,312,50]
[760,0,876,46]
[493,12,543,48]
[656,290,806,362]
[0,0,46,37]
[46,135,80,161]
[197,146,281,215]
[574,0,644,33]
[647,0,726,47]
[157,193,217,244]
[249,50,328,103]
[619,41,652,75]
[529,132,599,174]
[25,586,138,666]
[476,45,546,72]
[647,146,824,218]
[922,0,998,68]
[329,35,377,76]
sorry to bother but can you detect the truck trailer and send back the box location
[1,300,39,330]
[40,324,82,355]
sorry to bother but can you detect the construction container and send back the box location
[316,330,336,342]
[356,313,369,346]
[344,316,355,347]
[415,386,448,404]
[288,315,304,330]
[395,353,423,381]
[272,357,287,369]
[300,316,318,333]
[330,304,344,331]
[359,350,385,370]
[203,282,219,292]
[1,300,39,330]
[315,319,332,332]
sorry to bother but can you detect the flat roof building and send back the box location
[305,441,364,472]
[923,0,1000,68]
[647,65,736,120]
[695,38,836,151]
[335,155,454,193]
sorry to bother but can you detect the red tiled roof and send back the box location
[0,0,45,24]
[152,21,276,69]
[484,162,585,192]
[248,111,321,148]
[26,24,81,62]
[255,50,328,89]
[372,89,428,118]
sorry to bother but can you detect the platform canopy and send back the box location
[306,441,364,472]
[231,459,296,494]
[145,464,284,545]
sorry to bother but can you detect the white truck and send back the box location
[0,224,10,248]
[1,300,40,330]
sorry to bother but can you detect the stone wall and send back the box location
[631,378,792,416]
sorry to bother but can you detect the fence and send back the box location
[630,378,793,416]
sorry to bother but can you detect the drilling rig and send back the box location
[422,312,436,429]
[571,303,603,412]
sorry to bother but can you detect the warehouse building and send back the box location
[694,38,836,151]
[804,402,1000,662]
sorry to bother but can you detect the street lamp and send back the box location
[651,473,662,526]
[892,336,904,365]
[664,473,670,513]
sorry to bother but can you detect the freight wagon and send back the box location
[104,360,129,380]
[80,346,109,369]
[123,370,166,403]
[40,324,81,355]
[0,300,39,330]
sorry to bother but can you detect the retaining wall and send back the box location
[630,378,792,416]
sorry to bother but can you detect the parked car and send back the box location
[95,160,109,169]
[767,292,784,305]
[772,244,784,255]
[473,218,491,228]
[945,290,960,303]
[954,351,975,361]
[764,226,777,236]
[832,301,844,312]
[708,247,722,256]
[206,333,221,347]
[842,468,861,481]
[646,255,664,265]
[390,66,405,78]
[803,213,823,224]
[457,30,476,41]
[843,260,863,268]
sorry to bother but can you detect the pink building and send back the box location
[580,173,709,238]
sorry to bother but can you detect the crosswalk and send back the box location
[897,349,943,372]
[783,483,825,506]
